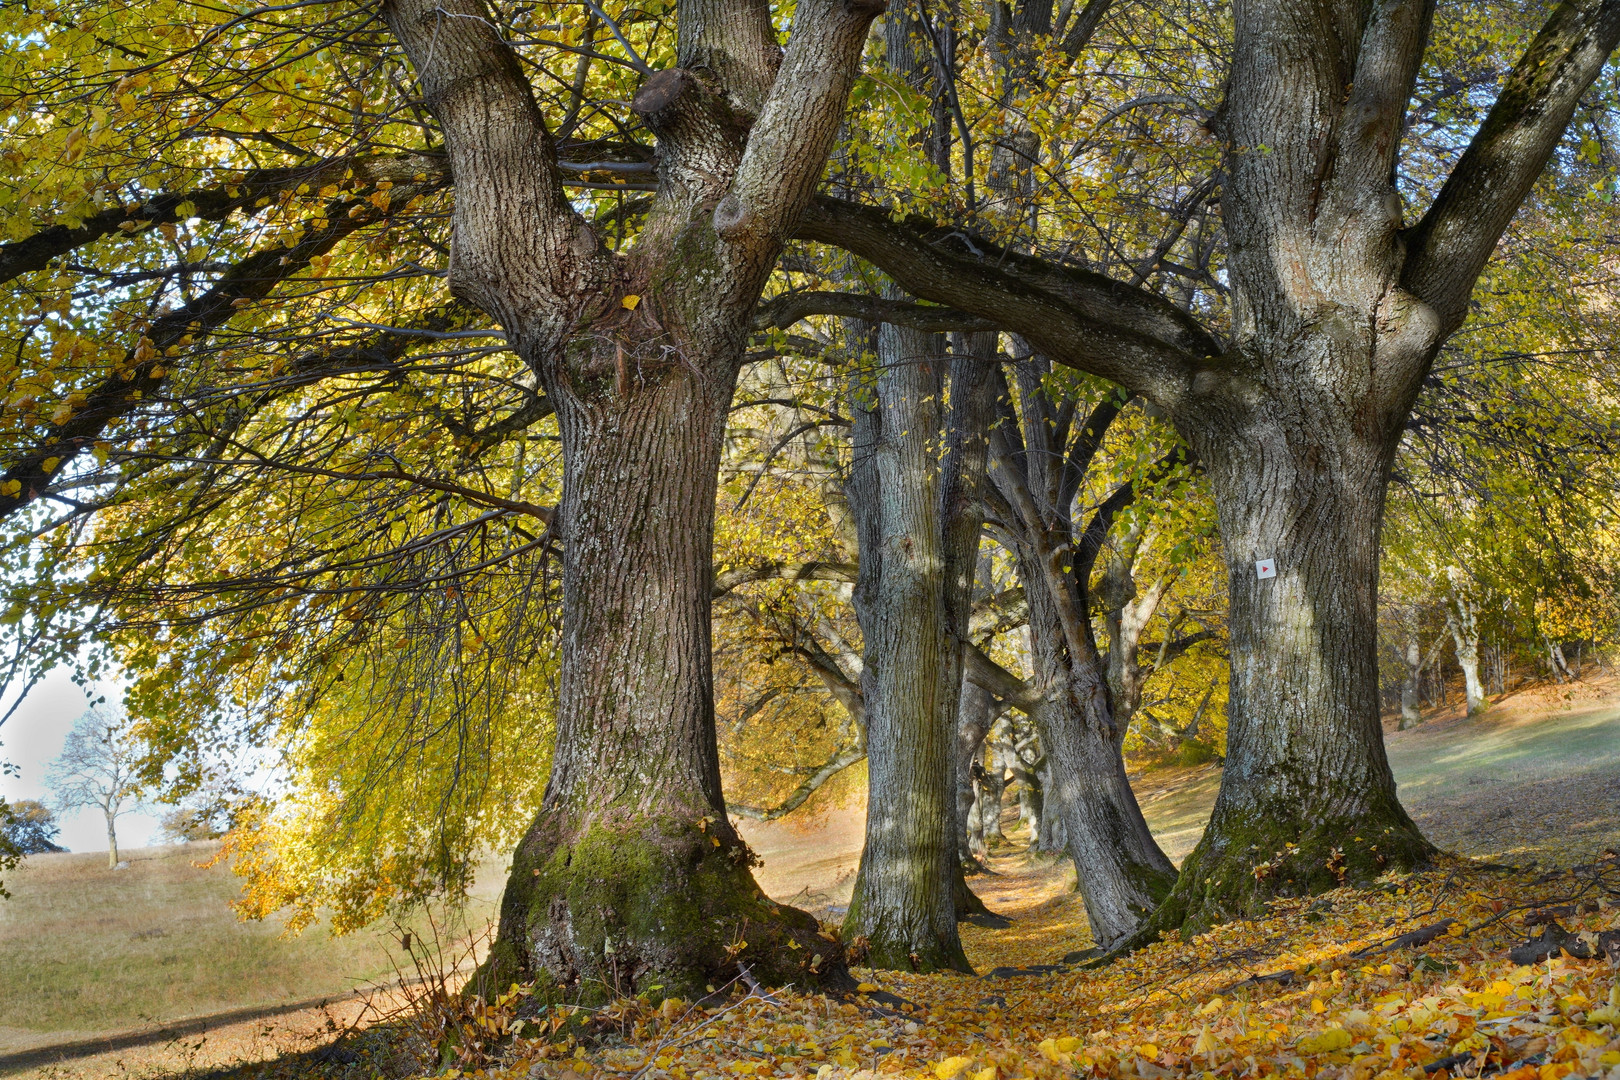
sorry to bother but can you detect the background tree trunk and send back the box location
[1446,597,1487,715]
[980,724,1009,846]
[955,682,997,867]
[939,331,997,918]
[842,321,971,973]
[1400,638,1424,729]
[988,360,1176,946]
[105,810,118,869]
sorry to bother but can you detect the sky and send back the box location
[1,667,163,854]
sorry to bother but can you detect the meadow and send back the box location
[0,842,501,1058]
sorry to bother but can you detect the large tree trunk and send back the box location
[842,322,971,972]
[1155,402,1434,933]
[380,0,884,998]
[486,366,836,1000]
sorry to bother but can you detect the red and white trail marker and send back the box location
[1255,558,1276,579]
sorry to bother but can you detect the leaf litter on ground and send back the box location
[212,849,1620,1080]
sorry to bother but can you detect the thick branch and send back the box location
[753,291,996,333]
[1404,0,1620,332]
[381,0,608,345]
[712,559,859,598]
[795,196,1219,405]
[964,642,1043,712]
[716,0,886,247]
[0,183,437,521]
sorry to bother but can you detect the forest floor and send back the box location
[9,677,1620,1080]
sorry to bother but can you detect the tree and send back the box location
[1,799,65,856]
[370,0,889,998]
[7,0,1620,960]
[49,705,142,868]
[798,0,1620,932]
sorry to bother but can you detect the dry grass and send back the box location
[0,842,501,1056]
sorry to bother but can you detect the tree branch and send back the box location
[726,741,866,821]
[795,196,1220,405]
[0,179,440,521]
[964,641,1043,712]
[1403,0,1620,332]
[712,559,859,598]
[0,153,448,288]
[753,291,996,333]
[380,0,609,347]
[716,0,886,247]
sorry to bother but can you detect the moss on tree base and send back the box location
[1128,794,1437,949]
[472,812,850,1004]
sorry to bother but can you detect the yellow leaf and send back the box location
[971,1068,996,1080]
[1054,1037,1080,1053]
[1135,1042,1160,1061]
[1311,998,1326,1013]
[856,983,881,992]
[934,1056,973,1079]
[1193,1024,1217,1057]
[622,294,641,309]
[1,480,20,496]
[41,457,59,473]
[1299,1028,1352,1053]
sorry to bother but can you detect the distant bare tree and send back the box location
[49,706,143,868]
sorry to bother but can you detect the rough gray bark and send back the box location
[956,681,999,865]
[938,332,999,918]
[980,719,1011,846]
[842,321,971,973]
[800,0,1620,934]
[378,0,883,998]
[983,361,1177,947]
[1400,638,1425,729]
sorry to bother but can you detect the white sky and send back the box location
[0,667,162,854]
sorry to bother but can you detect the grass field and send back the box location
[0,842,501,1055]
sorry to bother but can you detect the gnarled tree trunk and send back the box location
[1155,396,1436,930]
[381,0,884,999]
[985,360,1176,947]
